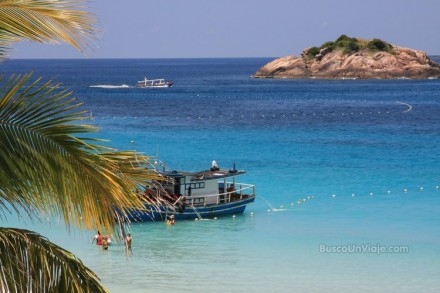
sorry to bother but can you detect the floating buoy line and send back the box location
[40,184,438,222]
[263,184,440,214]
[82,109,410,122]
[82,99,413,121]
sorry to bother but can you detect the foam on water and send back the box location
[89,84,130,89]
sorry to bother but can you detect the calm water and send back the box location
[2,58,440,292]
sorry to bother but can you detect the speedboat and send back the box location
[126,161,256,222]
[136,77,174,88]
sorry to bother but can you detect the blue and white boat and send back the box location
[127,162,256,222]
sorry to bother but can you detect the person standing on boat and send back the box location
[177,196,187,213]
[228,184,238,201]
[211,160,219,171]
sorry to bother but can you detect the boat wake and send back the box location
[89,84,131,89]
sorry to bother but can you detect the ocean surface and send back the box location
[2,58,440,293]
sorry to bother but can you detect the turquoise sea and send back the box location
[2,58,440,292]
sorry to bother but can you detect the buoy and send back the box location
[332,194,336,198]
[352,193,355,197]
[214,217,218,220]
[250,212,253,216]
[280,205,284,208]
[420,187,424,191]
[387,191,391,194]
[232,215,236,218]
[404,188,408,192]
[290,203,294,206]
[267,209,271,212]
[370,192,374,196]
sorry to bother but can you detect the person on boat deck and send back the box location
[93,231,103,245]
[172,193,180,201]
[144,185,154,200]
[228,184,240,201]
[211,160,219,171]
[177,196,186,213]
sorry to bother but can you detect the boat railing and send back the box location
[184,182,255,207]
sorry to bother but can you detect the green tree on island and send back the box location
[0,1,159,291]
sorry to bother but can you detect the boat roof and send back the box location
[137,78,165,82]
[161,169,245,181]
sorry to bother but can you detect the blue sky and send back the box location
[12,0,440,58]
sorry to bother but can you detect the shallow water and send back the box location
[2,58,440,292]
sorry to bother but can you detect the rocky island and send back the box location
[253,35,440,79]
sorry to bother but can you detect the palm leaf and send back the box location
[0,0,96,60]
[0,73,162,233]
[0,227,109,292]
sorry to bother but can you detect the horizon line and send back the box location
[8,56,279,61]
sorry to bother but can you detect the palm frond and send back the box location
[0,227,109,293]
[0,30,20,58]
[0,0,96,60]
[0,73,162,233]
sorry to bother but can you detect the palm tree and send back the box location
[0,1,159,292]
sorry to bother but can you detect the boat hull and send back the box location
[126,196,255,222]
[136,84,172,88]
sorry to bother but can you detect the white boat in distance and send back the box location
[136,77,174,88]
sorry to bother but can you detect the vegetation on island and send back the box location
[306,34,394,59]
[0,1,160,292]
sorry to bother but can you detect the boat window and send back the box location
[185,182,205,189]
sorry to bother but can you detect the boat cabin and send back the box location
[157,168,254,207]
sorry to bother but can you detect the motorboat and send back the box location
[136,77,174,88]
[126,161,256,222]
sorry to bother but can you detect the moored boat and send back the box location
[136,77,174,88]
[126,162,256,222]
